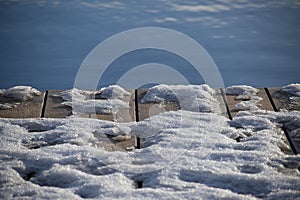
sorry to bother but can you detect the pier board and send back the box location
[0,92,45,118]
[136,89,180,121]
[43,90,72,118]
[93,90,136,123]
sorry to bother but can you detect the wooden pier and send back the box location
[0,87,299,154]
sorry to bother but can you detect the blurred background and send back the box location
[0,0,300,89]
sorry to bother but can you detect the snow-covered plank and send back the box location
[266,87,300,154]
[44,90,136,122]
[226,88,273,118]
[93,89,136,123]
[43,89,136,152]
[0,92,45,118]
[137,89,179,121]
[43,90,72,118]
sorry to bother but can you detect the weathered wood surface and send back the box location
[43,90,72,118]
[0,92,45,118]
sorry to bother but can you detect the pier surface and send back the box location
[0,87,299,154]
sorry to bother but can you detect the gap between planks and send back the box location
[264,88,298,155]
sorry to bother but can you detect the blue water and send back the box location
[1,0,300,90]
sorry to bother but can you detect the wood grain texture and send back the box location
[43,90,72,118]
[0,92,44,118]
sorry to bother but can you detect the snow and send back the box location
[1,86,41,101]
[63,99,130,115]
[235,96,263,111]
[96,85,131,99]
[0,84,300,199]
[226,85,259,100]
[57,86,131,115]
[281,84,300,97]
[141,84,222,113]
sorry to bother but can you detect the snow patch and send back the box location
[57,86,131,115]
[2,86,41,101]
[95,85,131,99]
[226,85,259,100]
[235,96,263,111]
[141,84,221,113]
[281,83,300,96]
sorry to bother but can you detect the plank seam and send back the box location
[134,89,143,189]
[40,91,48,118]
[220,89,233,120]
[264,88,278,112]
[282,126,298,155]
[134,89,141,150]
[264,88,298,155]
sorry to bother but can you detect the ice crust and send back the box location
[0,84,300,199]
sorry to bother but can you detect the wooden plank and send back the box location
[136,89,179,149]
[226,88,273,118]
[43,90,136,152]
[267,87,300,111]
[94,90,136,123]
[43,90,72,118]
[137,89,179,121]
[93,90,136,151]
[0,92,45,118]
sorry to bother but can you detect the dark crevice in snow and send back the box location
[22,141,80,149]
[40,90,48,118]
[11,120,63,133]
[24,171,36,181]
